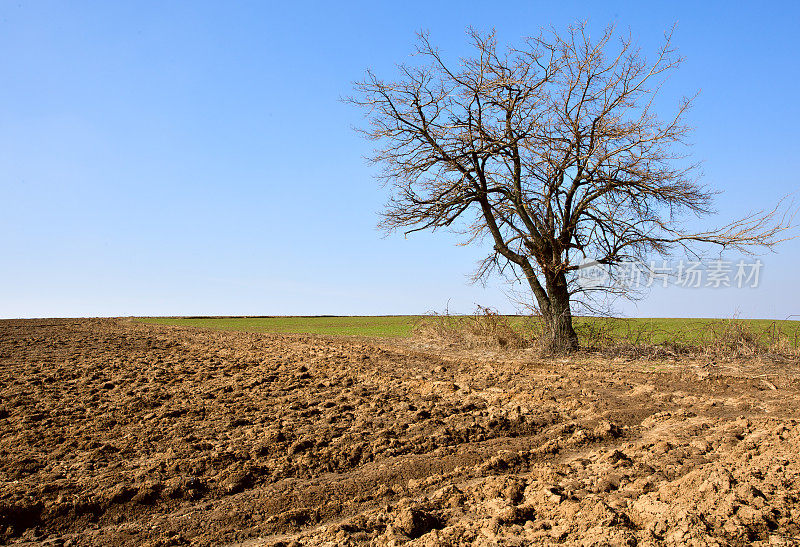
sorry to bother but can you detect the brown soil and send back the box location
[1,318,799,546]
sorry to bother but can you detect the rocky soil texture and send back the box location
[1,319,799,546]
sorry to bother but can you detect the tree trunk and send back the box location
[533,271,579,353]
[546,286,579,353]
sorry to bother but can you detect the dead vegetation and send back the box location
[705,319,800,361]
[413,306,529,350]
[414,309,800,362]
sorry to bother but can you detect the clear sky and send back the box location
[1,1,798,319]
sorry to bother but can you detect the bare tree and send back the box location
[349,23,791,352]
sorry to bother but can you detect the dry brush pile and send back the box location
[414,310,800,363]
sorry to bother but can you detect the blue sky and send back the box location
[1,1,798,319]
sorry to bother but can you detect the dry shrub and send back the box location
[576,319,621,351]
[413,306,528,349]
[577,317,800,361]
[706,319,763,358]
[593,339,692,360]
[704,318,800,361]
[576,318,692,359]
[414,309,799,361]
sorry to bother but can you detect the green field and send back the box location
[134,315,800,347]
[134,316,420,337]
